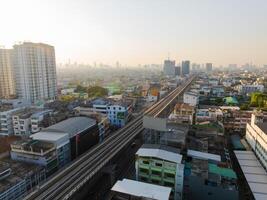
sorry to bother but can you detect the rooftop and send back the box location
[31,109,53,118]
[208,163,237,179]
[136,144,182,164]
[111,179,171,200]
[11,139,55,154]
[184,91,199,97]
[31,131,69,142]
[0,158,44,193]
[187,149,221,162]
[223,96,239,105]
[234,150,267,200]
[43,117,96,138]
[174,103,194,111]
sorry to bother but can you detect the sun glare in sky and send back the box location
[1,0,267,65]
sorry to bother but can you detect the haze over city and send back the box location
[1,0,267,66]
[2,1,267,200]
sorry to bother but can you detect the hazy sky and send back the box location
[1,0,267,66]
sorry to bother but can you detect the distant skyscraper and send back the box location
[13,42,57,103]
[163,59,175,76]
[175,66,181,76]
[0,48,15,98]
[182,60,190,75]
[206,63,213,72]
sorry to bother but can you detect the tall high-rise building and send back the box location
[13,42,57,103]
[0,48,15,98]
[206,63,212,72]
[182,60,190,75]
[163,59,175,76]
[175,66,181,76]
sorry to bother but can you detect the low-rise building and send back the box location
[169,103,194,124]
[222,108,253,133]
[135,144,184,200]
[183,92,199,107]
[31,131,70,168]
[196,108,223,123]
[107,100,133,128]
[12,108,37,136]
[210,86,225,97]
[10,139,58,175]
[31,110,53,133]
[0,106,25,136]
[42,117,99,160]
[184,153,238,200]
[236,84,264,95]
[0,159,46,200]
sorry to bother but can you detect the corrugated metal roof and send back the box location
[208,163,237,179]
[31,131,68,142]
[187,149,221,162]
[136,147,182,164]
[111,179,171,200]
[234,150,267,200]
[44,117,96,138]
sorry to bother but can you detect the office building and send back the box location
[246,111,267,169]
[0,48,15,99]
[206,63,213,72]
[13,42,57,103]
[135,144,184,200]
[163,59,176,76]
[181,60,190,76]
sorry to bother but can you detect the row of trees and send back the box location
[75,85,109,98]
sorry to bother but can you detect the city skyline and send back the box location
[1,0,267,66]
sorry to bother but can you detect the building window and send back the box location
[155,162,162,167]
[140,168,149,174]
[142,160,149,165]
[151,170,161,176]
[164,172,175,178]
[164,182,174,187]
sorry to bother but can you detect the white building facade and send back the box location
[13,42,57,103]
[107,103,132,128]
[0,107,24,136]
[246,112,267,169]
[237,84,264,95]
[183,92,199,106]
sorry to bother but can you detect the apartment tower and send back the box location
[0,48,15,98]
[13,42,57,103]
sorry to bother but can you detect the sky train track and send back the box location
[24,75,196,200]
